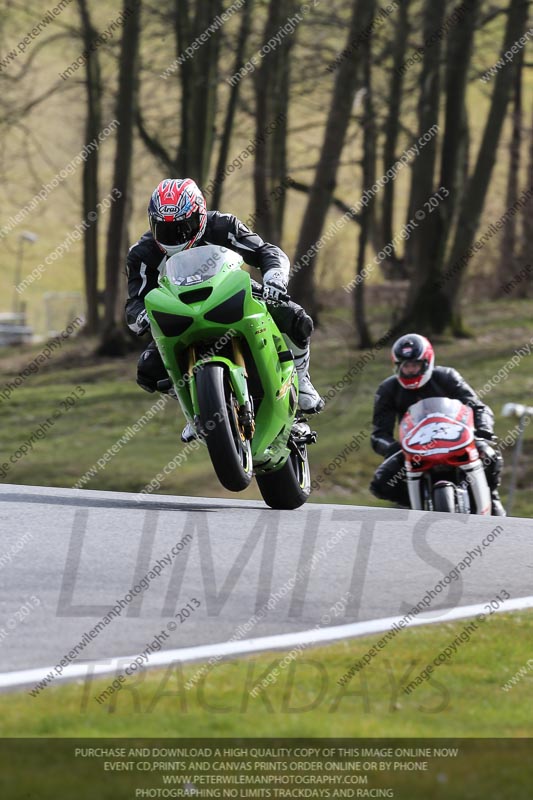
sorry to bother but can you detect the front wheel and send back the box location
[196,364,253,492]
[433,483,456,513]
[256,443,311,510]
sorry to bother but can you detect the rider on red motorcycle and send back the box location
[369,333,505,516]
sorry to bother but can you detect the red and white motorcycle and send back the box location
[399,397,492,514]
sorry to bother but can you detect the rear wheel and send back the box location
[196,364,253,492]
[256,441,311,510]
[433,483,456,513]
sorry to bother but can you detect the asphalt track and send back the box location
[1,483,532,689]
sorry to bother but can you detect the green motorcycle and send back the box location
[144,244,317,509]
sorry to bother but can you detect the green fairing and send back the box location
[144,245,298,473]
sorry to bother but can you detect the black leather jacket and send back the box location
[125,212,290,333]
[371,366,495,458]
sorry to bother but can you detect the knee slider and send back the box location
[137,378,156,393]
[369,479,382,499]
[137,346,167,390]
[292,309,314,348]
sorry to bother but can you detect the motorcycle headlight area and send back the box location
[152,311,194,336]
[204,290,246,325]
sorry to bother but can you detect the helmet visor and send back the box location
[397,359,426,378]
[153,211,201,245]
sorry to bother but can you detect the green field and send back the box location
[1,297,532,516]
[2,610,533,738]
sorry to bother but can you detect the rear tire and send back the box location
[256,444,311,510]
[196,364,253,492]
[433,483,456,513]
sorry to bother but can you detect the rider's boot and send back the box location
[290,343,324,414]
[155,379,200,444]
[181,421,199,444]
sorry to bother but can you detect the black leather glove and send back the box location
[475,429,495,441]
[385,441,403,458]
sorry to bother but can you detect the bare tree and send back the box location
[517,103,533,297]
[177,0,223,184]
[252,0,296,242]
[211,0,254,208]
[99,0,142,355]
[137,0,223,185]
[440,0,529,334]
[496,44,524,295]
[354,0,376,350]
[394,0,526,335]
[435,0,481,264]
[78,0,103,334]
[289,0,376,318]
[399,0,446,328]
[379,0,410,268]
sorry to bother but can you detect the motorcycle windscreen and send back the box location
[400,397,474,456]
[163,245,244,287]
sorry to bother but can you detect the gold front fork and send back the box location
[187,345,196,381]
[232,337,247,376]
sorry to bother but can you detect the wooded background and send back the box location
[0,0,530,353]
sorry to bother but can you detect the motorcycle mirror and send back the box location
[502,402,533,418]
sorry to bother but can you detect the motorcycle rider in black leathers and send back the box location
[369,333,505,516]
[125,178,324,442]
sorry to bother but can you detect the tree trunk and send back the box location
[137,0,223,183]
[496,45,523,296]
[354,6,376,350]
[99,0,141,356]
[211,0,253,208]
[289,0,375,318]
[379,0,410,266]
[253,0,296,242]
[398,0,480,333]
[435,0,481,268]
[518,103,533,298]
[441,0,529,333]
[78,0,103,334]
[177,0,223,186]
[400,0,446,322]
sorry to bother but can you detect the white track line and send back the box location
[4,595,533,692]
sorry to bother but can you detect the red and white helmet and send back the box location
[148,178,207,256]
[391,333,434,389]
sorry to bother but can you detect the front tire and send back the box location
[196,364,253,492]
[256,444,311,510]
[433,483,456,513]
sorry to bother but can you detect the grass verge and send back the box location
[2,610,533,737]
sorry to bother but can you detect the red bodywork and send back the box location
[399,400,479,472]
